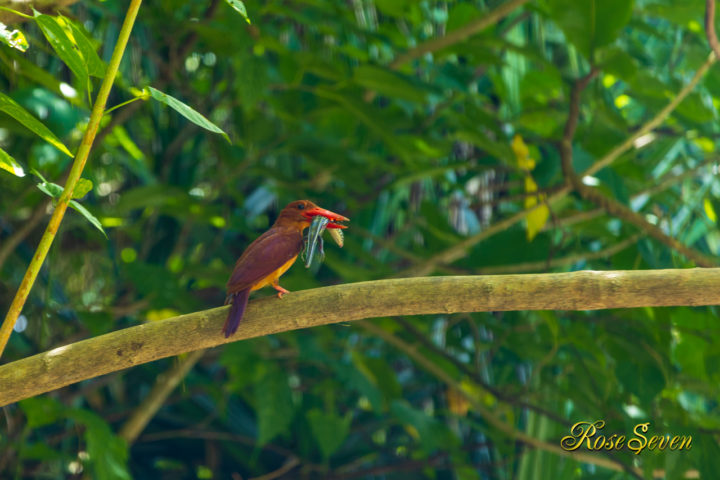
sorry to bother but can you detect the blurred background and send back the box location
[1,0,720,478]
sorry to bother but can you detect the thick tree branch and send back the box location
[2,270,720,406]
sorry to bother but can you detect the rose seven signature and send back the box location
[560,420,692,454]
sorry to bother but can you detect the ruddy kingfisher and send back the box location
[222,200,348,337]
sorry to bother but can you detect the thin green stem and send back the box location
[0,0,144,360]
[0,6,33,20]
[103,95,145,116]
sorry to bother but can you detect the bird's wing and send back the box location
[226,229,303,294]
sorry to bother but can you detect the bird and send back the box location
[222,200,349,337]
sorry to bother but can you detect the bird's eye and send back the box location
[297,204,305,210]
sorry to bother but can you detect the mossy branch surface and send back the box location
[1,269,720,406]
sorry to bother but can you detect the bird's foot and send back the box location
[274,285,290,298]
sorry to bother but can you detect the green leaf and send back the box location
[70,200,107,237]
[255,369,294,444]
[65,17,106,78]
[331,360,384,412]
[0,148,25,176]
[19,442,64,462]
[33,171,104,236]
[353,65,429,102]
[307,409,351,459]
[614,348,665,404]
[111,125,145,161]
[0,21,28,51]
[2,49,71,102]
[145,87,230,143]
[70,410,131,480]
[352,352,402,402]
[72,178,93,199]
[373,0,415,17]
[19,397,66,428]
[673,333,708,380]
[447,3,483,32]
[0,92,73,157]
[33,10,89,85]
[36,180,64,198]
[390,400,459,452]
[224,0,251,24]
[676,92,716,124]
[545,0,634,59]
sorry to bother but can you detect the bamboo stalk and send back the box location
[0,0,144,359]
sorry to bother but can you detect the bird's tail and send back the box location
[222,288,251,338]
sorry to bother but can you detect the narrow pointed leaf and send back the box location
[0,92,73,157]
[33,11,89,85]
[62,15,106,78]
[0,148,25,176]
[224,0,251,24]
[70,200,107,237]
[0,148,24,177]
[36,180,64,198]
[4,49,70,102]
[0,22,28,51]
[145,87,230,143]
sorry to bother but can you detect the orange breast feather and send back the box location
[251,255,298,291]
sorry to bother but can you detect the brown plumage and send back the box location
[222,200,348,337]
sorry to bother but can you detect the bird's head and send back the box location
[276,200,349,230]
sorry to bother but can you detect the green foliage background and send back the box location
[1,0,720,478]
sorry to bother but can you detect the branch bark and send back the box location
[705,0,720,65]
[2,270,720,406]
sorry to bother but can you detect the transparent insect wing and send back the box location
[305,215,329,267]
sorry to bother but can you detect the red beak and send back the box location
[303,206,349,229]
